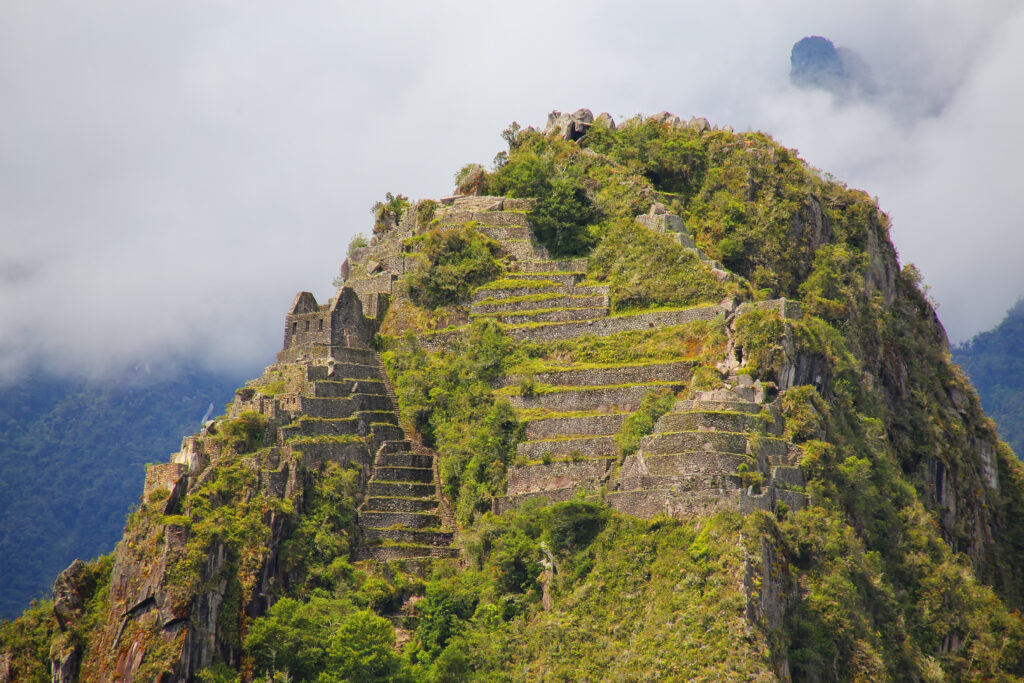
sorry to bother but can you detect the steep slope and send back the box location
[4,109,1024,682]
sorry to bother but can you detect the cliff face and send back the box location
[4,109,1024,682]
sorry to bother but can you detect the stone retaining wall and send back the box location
[514,259,588,273]
[470,294,608,314]
[656,411,772,434]
[621,452,750,477]
[478,307,606,325]
[508,384,663,412]
[503,361,692,388]
[516,435,617,460]
[524,413,627,440]
[506,458,613,496]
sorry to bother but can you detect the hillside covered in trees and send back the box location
[954,299,1024,461]
[3,110,1024,682]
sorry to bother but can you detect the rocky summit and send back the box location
[4,109,1024,682]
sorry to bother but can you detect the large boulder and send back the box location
[544,108,594,141]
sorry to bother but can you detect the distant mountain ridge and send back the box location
[953,299,1024,459]
[0,365,248,620]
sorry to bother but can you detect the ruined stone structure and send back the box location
[341,194,808,521]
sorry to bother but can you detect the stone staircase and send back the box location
[336,194,805,519]
[238,344,457,564]
[354,360,457,562]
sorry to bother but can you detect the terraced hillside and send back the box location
[235,309,457,566]
[344,195,807,519]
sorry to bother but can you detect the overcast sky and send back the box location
[1,1,1021,382]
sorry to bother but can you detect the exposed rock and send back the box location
[687,116,710,132]
[649,110,682,127]
[455,164,486,195]
[52,559,88,630]
[790,194,831,252]
[594,112,616,130]
[544,109,594,141]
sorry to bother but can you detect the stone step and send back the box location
[369,423,405,446]
[373,466,433,483]
[605,487,744,519]
[368,481,436,497]
[516,435,618,460]
[306,362,381,381]
[472,280,568,302]
[362,496,438,513]
[379,452,434,469]
[361,527,454,546]
[359,510,441,529]
[770,466,804,488]
[474,307,607,325]
[354,545,460,561]
[513,259,589,273]
[655,411,777,435]
[523,413,628,440]
[470,294,608,315]
[508,383,682,413]
[312,378,386,398]
[290,440,370,470]
[506,458,614,497]
[503,361,692,389]
[505,271,585,287]
[492,239,550,262]
[377,440,412,455]
[572,284,611,297]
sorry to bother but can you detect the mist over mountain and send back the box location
[790,36,875,100]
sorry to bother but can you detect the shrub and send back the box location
[404,227,504,308]
[347,233,369,256]
[416,199,438,226]
[616,387,676,458]
[372,192,410,235]
[590,217,729,311]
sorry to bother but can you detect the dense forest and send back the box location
[954,299,1024,461]
[0,365,246,620]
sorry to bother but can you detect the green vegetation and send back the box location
[0,366,243,621]
[8,113,1024,681]
[615,386,676,458]
[953,299,1024,459]
[404,227,504,308]
[382,321,523,525]
[372,192,411,235]
[590,217,731,311]
[348,233,370,256]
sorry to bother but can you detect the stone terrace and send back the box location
[232,342,457,565]
[339,193,804,520]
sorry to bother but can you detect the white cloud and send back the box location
[1,0,1020,382]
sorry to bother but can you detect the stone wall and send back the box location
[419,305,725,350]
[506,458,613,496]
